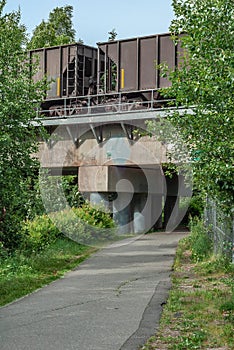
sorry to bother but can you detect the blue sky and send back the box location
[4,0,174,46]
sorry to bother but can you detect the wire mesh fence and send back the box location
[204,198,234,263]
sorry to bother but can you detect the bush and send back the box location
[61,176,84,208]
[22,203,116,252]
[188,218,213,262]
[188,193,205,218]
[51,208,92,244]
[38,175,84,213]
[76,203,116,241]
[76,203,115,229]
[53,204,116,244]
[181,193,205,225]
[0,210,26,251]
[22,214,61,252]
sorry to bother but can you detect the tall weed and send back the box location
[188,218,213,262]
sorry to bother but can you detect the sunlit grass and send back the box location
[0,238,95,306]
[142,235,234,350]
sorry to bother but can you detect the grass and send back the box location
[0,238,95,306]
[142,236,234,350]
[0,232,135,307]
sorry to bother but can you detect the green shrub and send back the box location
[0,241,9,259]
[187,194,205,218]
[181,193,205,225]
[0,210,25,251]
[22,203,116,251]
[77,203,115,229]
[61,176,84,208]
[188,218,213,262]
[77,203,116,241]
[51,208,92,244]
[22,214,61,252]
[52,204,116,243]
[38,175,84,213]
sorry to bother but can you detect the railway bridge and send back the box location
[29,33,193,234]
[34,97,192,235]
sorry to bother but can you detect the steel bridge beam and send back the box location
[32,107,194,127]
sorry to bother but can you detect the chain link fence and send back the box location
[204,198,234,263]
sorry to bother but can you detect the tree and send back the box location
[108,28,117,41]
[28,6,76,49]
[0,1,44,250]
[161,0,234,209]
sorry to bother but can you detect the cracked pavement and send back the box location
[0,231,187,350]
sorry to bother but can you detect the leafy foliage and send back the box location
[77,202,115,228]
[37,175,84,214]
[0,1,45,250]
[52,204,116,244]
[28,6,76,49]
[22,204,116,252]
[22,214,61,252]
[161,0,234,208]
[180,192,205,225]
[61,176,84,208]
[188,218,213,261]
[108,28,117,41]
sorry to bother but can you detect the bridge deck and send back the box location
[32,107,192,127]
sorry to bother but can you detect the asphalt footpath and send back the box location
[0,231,188,350]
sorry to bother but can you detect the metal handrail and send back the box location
[35,89,175,120]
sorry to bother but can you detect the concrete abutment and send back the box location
[37,114,192,234]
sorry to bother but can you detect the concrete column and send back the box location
[151,194,163,230]
[133,193,147,234]
[113,192,131,234]
[133,210,145,234]
[163,196,178,230]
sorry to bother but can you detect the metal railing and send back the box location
[205,198,234,263]
[35,89,174,120]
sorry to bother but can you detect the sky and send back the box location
[3,0,174,47]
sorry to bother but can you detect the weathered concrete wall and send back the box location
[37,124,168,169]
[36,122,192,234]
[78,166,164,193]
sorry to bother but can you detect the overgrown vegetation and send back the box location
[147,0,234,262]
[161,0,234,209]
[0,175,116,306]
[0,1,87,254]
[0,0,45,251]
[1,169,116,253]
[180,192,205,226]
[22,203,116,251]
[142,220,234,350]
[0,238,95,306]
[187,218,213,262]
